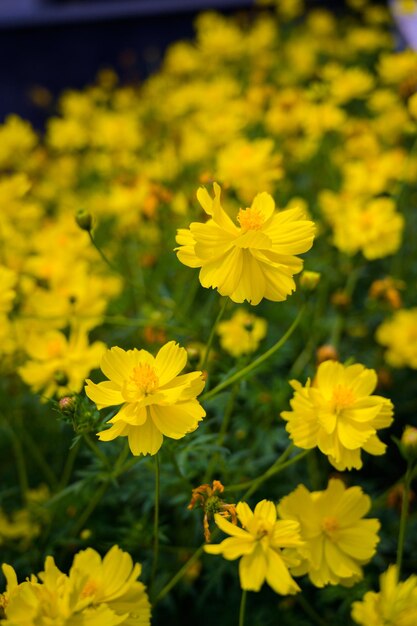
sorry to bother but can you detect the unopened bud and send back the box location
[58,396,76,414]
[54,370,69,386]
[401,426,417,462]
[300,270,321,291]
[75,209,93,232]
[316,344,339,364]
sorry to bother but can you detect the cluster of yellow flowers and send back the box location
[0,546,150,625]
[1,0,417,622]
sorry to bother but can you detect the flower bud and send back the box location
[400,426,417,462]
[300,270,321,291]
[75,209,93,232]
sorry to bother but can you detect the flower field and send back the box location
[1,1,417,624]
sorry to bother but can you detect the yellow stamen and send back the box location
[131,363,159,394]
[331,385,356,412]
[237,206,264,232]
[81,579,98,598]
[321,516,339,536]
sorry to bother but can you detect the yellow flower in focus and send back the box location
[217,308,267,357]
[376,308,417,368]
[85,341,206,456]
[176,183,315,306]
[18,328,105,399]
[204,499,302,595]
[278,479,380,587]
[281,360,394,470]
[352,565,417,626]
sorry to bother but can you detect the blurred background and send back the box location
[0,0,395,126]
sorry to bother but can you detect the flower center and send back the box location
[254,520,271,540]
[321,516,339,537]
[131,363,159,394]
[47,339,64,358]
[237,207,264,232]
[330,385,356,412]
[81,579,98,599]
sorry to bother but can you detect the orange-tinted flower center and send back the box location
[331,385,356,412]
[254,520,272,540]
[131,363,159,394]
[321,515,339,537]
[81,579,98,598]
[237,207,264,232]
[47,339,64,358]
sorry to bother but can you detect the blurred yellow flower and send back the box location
[18,327,105,399]
[86,341,206,456]
[281,360,393,470]
[205,499,302,595]
[0,545,150,626]
[278,479,380,587]
[217,308,267,357]
[352,565,417,626]
[176,183,315,306]
[376,308,417,368]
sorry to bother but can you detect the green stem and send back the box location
[19,427,59,491]
[83,433,109,467]
[59,441,81,490]
[89,231,122,275]
[200,297,229,373]
[201,305,305,403]
[396,462,413,577]
[203,383,239,483]
[296,594,327,626]
[152,543,206,606]
[224,447,310,499]
[71,481,109,537]
[239,589,247,626]
[150,453,161,596]
[7,426,29,501]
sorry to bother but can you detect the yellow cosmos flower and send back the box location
[176,183,315,306]
[352,565,417,626]
[204,499,302,595]
[0,546,150,626]
[217,308,267,357]
[376,308,417,369]
[85,341,206,456]
[278,479,380,588]
[281,360,394,470]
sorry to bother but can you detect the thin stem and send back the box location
[152,543,206,606]
[200,297,229,373]
[59,440,81,490]
[224,447,310,498]
[89,231,121,274]
[7,425,29,501]
[83,433,109,467]
[150,453,161,596]
[19,426,59,491]
[396,463,413,577]
[201,305,305,403]
[239,589,247,626]
[296,594,327,626]
[71,481,109,537]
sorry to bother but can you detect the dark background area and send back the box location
[0,0,390,126]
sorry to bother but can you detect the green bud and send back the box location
[75,209,93,232]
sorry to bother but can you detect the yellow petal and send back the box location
[265,549,300,595]
[149,402,204,440]
[127,419,163,456]
[154,341,187,387]
[238,544,266,591]
[85,380,124,410]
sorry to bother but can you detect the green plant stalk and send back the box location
[396,462,413,577]
[296,593,327,626]
[152,542,209,606]
[59,440,81,490]
[20,426,59,491]
[7,425,29,501]
[239,589,247,626]
[203,382,239,484]
[150,453,161,596]
[71,480,109,537]
[200,297,229,373]
[201,305,305,403]
[83,433,109,467]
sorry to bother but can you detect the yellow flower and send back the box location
[217,308,267,357]
[281,360,394,470]
[85,341,206,456]
[176,183,315,306]
[278,479,380,588]
[18,327,105,399]
[352,565,417,626]
[376,308,417,368]
[69,545,151,625]
[204,499,302,595]
[0,546,150,626]
[0,266,17,315]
